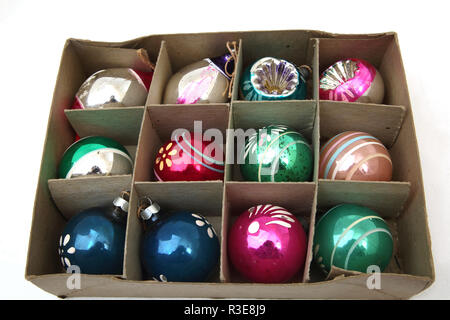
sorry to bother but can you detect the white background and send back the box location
[0,0,448,299]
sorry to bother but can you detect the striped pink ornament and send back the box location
[319,131,392,181]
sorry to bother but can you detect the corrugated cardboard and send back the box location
[26,30,434,299]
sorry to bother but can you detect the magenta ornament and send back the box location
[319,59,384,104]
[227,204,307,283]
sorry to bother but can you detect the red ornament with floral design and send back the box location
[153,131,224,181]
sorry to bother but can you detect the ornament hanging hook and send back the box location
[138,196,161,221]
[297,64,312,81]
[113,190,130,213]
[222,40,238,99]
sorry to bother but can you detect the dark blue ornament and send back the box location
[140,210,220,282]
[58,204,127,275]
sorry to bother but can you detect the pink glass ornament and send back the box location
[153,131,224,181]
[319,59,384,104]
[227,204,307,283]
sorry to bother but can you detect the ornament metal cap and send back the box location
[297,65,312,82]
[139,198,161,221]
[113,195,129,213]
[206,53,235,80]
[111,191,130,223]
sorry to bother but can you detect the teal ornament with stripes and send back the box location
[239,125,313,182]
[313,204,393,274]
[58,136,133,179]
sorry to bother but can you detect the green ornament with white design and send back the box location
[239,124,313,182]
[313,204,393,274]
[58,136,133,179]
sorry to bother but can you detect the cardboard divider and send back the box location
[320,101,406,149]
[317,35,408,107]
[134,104,229,182]
[64,107,145,147]
[146,41,171,105]
[310,181,411,282]
[145,37,241,105]
[304,96,321,282]
[48,175,133,220]
[124,181,224,282]
[311,38,320,101]
[228,100,317,181]
[303,186,318,283]
[221,182,316,283]
[231,40,244,101]
[318,180,410,219]
[71,40,155,76]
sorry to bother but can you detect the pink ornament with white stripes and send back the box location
[319,131,392,181]
[227,204,307,283]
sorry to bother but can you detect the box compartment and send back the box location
[134,104,229,182]
[124,181,224,282]
[310,180,410,280]
[317,36,409,107]
[221,182,316,283]
[235,36,317,100]
[146,39,241,105]
[227,100,317,182]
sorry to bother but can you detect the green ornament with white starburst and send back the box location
[313,204,393,274]
[239,124,313,182]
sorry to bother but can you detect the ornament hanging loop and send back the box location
[138,197,161,222]
[297,64,312,81]
[113,190,130,213]
[111,190,130,223]
[223,41,238,99]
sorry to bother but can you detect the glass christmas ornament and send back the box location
[59,136,133,179]
[58,192,129,275]
[139,198,220,282]
[163,53,235,104]
[239,57,310,101]
[228,204,307,283]
[71,68,153,109]
[319,131,392,181]
[313,204,393,274]
[319,59,384,104]
[239,124,313,182]
[153,131,224,181]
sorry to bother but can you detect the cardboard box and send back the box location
[26,30,434,299]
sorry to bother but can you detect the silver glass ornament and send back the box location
[163,53,234,104]
[73,68,150,109]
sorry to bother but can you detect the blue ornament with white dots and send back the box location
[139,199,220,282]
[58,194,128,275]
